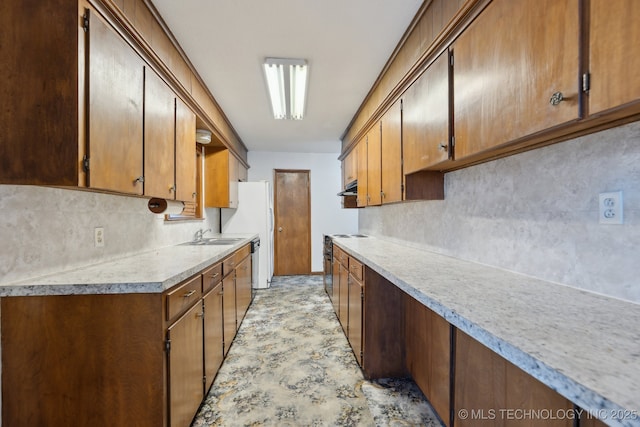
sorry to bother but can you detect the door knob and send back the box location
[278,227,283,232]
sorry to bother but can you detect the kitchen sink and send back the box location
[183,237,244,246]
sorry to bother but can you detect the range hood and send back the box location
[337,180,357,197]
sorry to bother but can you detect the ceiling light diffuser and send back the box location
[263,58,308,120]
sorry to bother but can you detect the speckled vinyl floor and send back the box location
[191,275,443,427]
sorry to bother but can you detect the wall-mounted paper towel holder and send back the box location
[148,198,184,215]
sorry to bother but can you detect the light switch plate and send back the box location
[599,191,623,225]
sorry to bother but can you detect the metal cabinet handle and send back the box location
[192,192,197,198]
[196,311,204,318]
[169,185,175,192]
[438,143,448,151]
[549,92,564,106]
[211,272,220,279]
[278,227,283,232]
[134,176,145,183]
[183,289,196,298]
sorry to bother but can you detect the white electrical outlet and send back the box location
[94,227,105,247]
[599,191,623,225]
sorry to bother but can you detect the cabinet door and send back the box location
[228,154,239,208]
[88,10,144,195]
[453,0,579,162]
[203,283,223,392]
[356,139,368,207]
[348,275,363,366]
[144,68,175,199]
[175,98,196,202]
[343,149,357,188]
[366,124,382,206]
[167,302,204,427]
[405,297,451,426]
[332,255,340,314]
[455,330,572,427]
[380,99,403,203]
[235,256,252,325]
[403,51,450,174]
[222,275,236,355]
[589,0,640,116]
[338,262,349,333]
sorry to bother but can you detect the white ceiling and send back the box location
[151,0,423,154]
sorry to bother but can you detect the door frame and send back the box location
[273,169,312,275]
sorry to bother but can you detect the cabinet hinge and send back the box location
[401,183,405,194]
[203,376,207,385]
[400,99,403,111]
[82,11,89,32]
[450,53,454,66]
[582,73,591,93]
[82,155,90,172]
[451,136,456,148]
[165,339,171,353]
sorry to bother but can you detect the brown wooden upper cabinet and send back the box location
[452,0,580,163]
[175,99,197,202]
[403,50,451,174]
[366,124,382,206]
[343,149,357,188]
[588,0,640,117]
[356,138,368,208]
[380,99,403,204]
[88,9,145,195]
[204,147,239,208]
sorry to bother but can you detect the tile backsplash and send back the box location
[360,121,640,303]
[0,186,219,284]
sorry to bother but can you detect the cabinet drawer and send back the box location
[202,263,222,293]
[223,255,237,277]
[349,257,363,282]
[166,274,202,322]
[235,244,250,262]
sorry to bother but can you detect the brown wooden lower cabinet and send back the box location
[235,255,252,325]
[203,282,224,392]
[167,301,205,427]
[347,272,363,366]
[455,329,573,427]
[222,274,237,355]
[405,295,451,426]
[1,293,165,427]
[1,245,252,427]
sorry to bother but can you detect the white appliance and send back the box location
[221,181,274,289]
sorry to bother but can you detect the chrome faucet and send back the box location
[194,228,212,242]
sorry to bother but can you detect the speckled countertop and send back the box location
[0,234,256,297]
[334,236,640,427]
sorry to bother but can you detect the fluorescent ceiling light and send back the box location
[263,58,308,120]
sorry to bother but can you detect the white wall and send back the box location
[360,121,640,303]
[0,186,220,285]
[248,151,358,273]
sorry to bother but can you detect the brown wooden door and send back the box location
[167,302,204,427]
[589,0,640,116]
[453,0,580,162]
[403,51,450,173]
[332,254,341,314]
[203,283,224,392]
[144,68,175,199]
[175,98,196,202]
[88,10,144,195]
[274,170,311,275]
[380,99,403,203]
